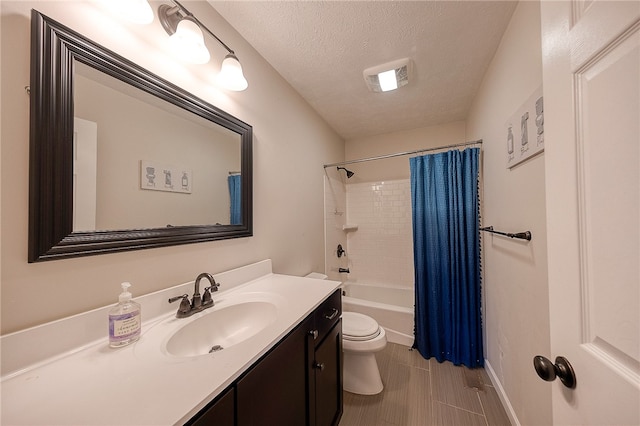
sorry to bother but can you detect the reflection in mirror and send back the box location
[29,10,252,262]
[73,62,241,231]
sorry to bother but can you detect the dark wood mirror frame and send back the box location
[28,10,253,262]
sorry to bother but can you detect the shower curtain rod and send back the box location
[323,139,482,168]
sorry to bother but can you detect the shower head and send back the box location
[337,166,355,178]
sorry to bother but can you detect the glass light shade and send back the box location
[169,19,210,64]
[217,54,248,91]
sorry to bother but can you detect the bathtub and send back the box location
[341,282,414,347]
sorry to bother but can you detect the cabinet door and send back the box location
[314,320,343,426]
[237,316,313,426]
[186,386,234,426]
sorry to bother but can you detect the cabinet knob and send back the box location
[314,362,325,371]
[309,329,319,339]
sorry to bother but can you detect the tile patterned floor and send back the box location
[339,343,511,426]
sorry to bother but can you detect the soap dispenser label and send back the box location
[109,312,141,341]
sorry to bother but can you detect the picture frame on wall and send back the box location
[140,160,192,194]
[506,86,544,168]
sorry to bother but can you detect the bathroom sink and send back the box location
[165,301,277,357]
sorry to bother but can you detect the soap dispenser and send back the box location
[108,282,141,348]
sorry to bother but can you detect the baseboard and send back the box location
[484,359,521,426]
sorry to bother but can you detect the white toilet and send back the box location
[342,311,387,395]
[303,273,387,395]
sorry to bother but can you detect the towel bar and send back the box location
[480,226,531,241]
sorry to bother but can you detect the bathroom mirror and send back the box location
[28,10,253,262]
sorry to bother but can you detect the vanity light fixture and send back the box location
[158,0,248,91]
[363,58,412,93]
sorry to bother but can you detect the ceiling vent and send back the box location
[363,58,412,93]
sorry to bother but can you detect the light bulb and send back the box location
[378,69,398,92]
[169,18,210,64]
[217,54,248,91]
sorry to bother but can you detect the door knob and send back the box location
[533,355,576,389]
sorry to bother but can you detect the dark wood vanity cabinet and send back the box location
[186,387,234,426]
[185,289,343,426]
[312,322,343,426]
[236,315,313,425]
[308,290,343,426]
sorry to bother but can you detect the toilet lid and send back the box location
[342,312,381,341]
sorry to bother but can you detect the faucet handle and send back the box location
[168,294,191,317]
[168,294,189,303]
[202,286,214,306]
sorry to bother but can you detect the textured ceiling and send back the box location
[211,1,517,141]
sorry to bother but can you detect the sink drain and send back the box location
[209,345,223,353]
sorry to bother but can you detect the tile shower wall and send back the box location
[346,179,414,288]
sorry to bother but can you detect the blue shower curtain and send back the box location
[410,147,483,368]
[228,175,241,225]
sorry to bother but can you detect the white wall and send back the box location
[466,1,552,425]
[0,1,343,334]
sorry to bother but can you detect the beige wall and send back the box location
[466,1,552,424]
[0,1,343,334]
[344,121,466,183]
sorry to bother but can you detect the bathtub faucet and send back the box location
[339,267,350,273]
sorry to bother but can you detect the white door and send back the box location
[541,1,640,424]
[73,117,98,232]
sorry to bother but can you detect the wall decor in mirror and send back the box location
[29,10,253,262]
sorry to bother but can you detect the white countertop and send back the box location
[0,261,341,425]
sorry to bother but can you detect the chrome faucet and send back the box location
[169,272,220,318]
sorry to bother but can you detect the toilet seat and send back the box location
[342,312,381,341]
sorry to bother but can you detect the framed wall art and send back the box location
[506,86,544,168]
